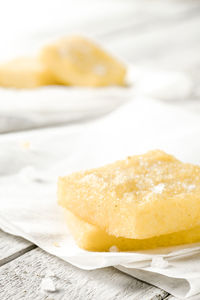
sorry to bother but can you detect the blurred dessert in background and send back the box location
[40,36,126,87]
[0,36,126,89]
[0,57,57,89]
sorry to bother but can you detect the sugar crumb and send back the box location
[20,141,31,150]
[151,183,165,194]
[123,192,133,203]
[113,173,127,185]
[187,184,196,191]
[113,170,135,185]
[40,277,56,293]
[18,166,37,182]
[81,174,107,189]
[182,183,196,192]
[109,245,119,252]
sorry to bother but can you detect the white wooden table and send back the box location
[1,1,200,299]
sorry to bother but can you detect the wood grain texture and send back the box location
[0,230,34,266]
[0,247,168,300]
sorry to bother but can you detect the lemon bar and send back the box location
[0,57,57,88]
[65,209,200,251]
[40,36,126,87]
[58,150,200,239]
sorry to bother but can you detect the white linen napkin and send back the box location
[1,97,200,298]
[0,66,194,133]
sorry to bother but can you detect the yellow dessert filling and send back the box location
[58,150,200,243]
[40,36,126,87]
[0,57,57,88]
[65,209,200,252]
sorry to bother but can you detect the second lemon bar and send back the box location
[65,209,200,251]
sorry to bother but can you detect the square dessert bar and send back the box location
[58,150,200,239]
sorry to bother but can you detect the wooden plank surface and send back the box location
[0,247,169,300]
[0,230,33,266]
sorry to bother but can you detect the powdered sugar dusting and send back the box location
[151,183,165,194]
[113,169,135,185]
[182,183,196,192]
[81,174,107,189]
[113,173,132,185]
[187,184,196,191]
[78,151,199,208]
[123,192,133,203]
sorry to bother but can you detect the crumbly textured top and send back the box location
[75,150,200,205]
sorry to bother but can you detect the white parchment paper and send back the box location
[1,93,200,298]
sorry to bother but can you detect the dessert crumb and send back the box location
[109,245,119,252]
[40,277,56,293]
[20,141,31,150]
